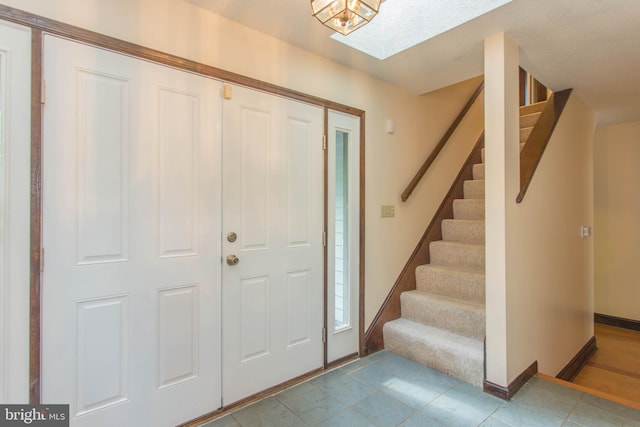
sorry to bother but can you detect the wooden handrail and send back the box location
[517,89,572,203]
[401,81,484,202]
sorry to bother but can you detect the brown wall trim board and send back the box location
[483,361,538,401]
[363,132,484,354]
[323,108,329,367]
[29,28,43,405]
[595,313,640,332]
[358,112,367,356]
[556,336,597,382]
[0,5,363,117]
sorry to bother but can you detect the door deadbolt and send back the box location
[226,254,240,266]
[227,232,237,243]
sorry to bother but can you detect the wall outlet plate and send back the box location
[381,205,395,218]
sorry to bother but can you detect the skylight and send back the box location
[331,0,512,60]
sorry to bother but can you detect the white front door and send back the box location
[327,111,360,363]
[42,36,222,426]
[221,85,324,404]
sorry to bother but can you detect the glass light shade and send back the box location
[311,0,381,35]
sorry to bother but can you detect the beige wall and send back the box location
[506,94,595,379]
[484,33,594,385]
[484,33,519,386]
[1,0,482,330]
[594,121,640,322]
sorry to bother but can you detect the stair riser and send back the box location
[521,127,532,143]
[401,293,486,340]
[520,112,541,128]
[463,180,485,199]
[472,163,484,180]
[452,199,484,220]
[430,241,485,271]
[520,101,547,115]
[383,322,483,387]
[416,265,485,304]
[441,219,484,244]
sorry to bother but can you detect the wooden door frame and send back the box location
[0,4,366,404]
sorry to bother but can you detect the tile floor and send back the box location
[202,350,640,427]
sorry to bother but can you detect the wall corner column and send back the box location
[484,32,519,388]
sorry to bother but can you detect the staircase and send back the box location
[382,101,547,387]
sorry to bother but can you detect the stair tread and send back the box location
[385,318,484,349]
[431,240,484,249]
[383,318,484,387]
[417,263,486,277]
[442,219,484,225]
[423,262,485,275]
[404,290,486,311]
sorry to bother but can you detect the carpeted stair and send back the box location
[383,101,546,387]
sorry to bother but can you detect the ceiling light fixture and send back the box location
[311,0,381,35]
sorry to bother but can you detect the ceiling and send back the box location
[187,0,640,125]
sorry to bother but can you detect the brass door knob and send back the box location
[226,254,240,266]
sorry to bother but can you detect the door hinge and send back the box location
[322,327,327,344]
[222,84,232,100]
[41,79,46,104]
[322,134,327,150]
[39,248,45,272]
[322,231,327,247]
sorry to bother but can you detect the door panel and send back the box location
[327,111,360,363]
[42,36,222,427]
[222,85,323,404]
[0,20,31,403]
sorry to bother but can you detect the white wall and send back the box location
[0,0,483,332]
[0,20,31,403]
[594,121,640,322]
[484,33,520,387]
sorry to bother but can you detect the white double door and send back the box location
[42,37,324,425]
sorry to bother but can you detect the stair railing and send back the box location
[401,81,484,202]
[517,89,572,203]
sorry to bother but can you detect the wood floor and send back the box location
[573,324,640,406]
